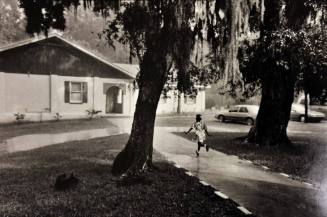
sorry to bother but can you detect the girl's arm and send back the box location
[185,127,192,134]
[204,123,211,136]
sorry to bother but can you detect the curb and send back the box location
[176,163,255,216]
[236,156,320,190]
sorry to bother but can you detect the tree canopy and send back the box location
[0,0,26,46]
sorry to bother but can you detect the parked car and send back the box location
[297,98,327,120]
[290,104,325,123]
[215,105,259,125]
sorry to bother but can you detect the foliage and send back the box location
[14,113,25,122]
[0,0,27,46]
[238,24,327,101]
[101,1,209,95]
[54,112,62,121]
[86,109,102,119]
[295,27,327,99]
[18,0,121,36]
[101,3,147,63]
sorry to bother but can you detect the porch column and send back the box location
[93,77,102,113]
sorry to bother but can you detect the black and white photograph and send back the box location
[0,0,326,216]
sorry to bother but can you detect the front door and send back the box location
[106,86,123,114]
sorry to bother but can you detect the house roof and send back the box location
[0,34,135,79]
[113,63,139,78]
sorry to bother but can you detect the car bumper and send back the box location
[290,115,324,122]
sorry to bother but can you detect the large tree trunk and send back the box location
[247,72,295,146]
[246,0,300,146]
[111,0,194,177]
[111,51,168,176]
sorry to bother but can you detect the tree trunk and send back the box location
[246,0,298,146]
[111,50,168,176]
[111,0,194,177]
[177,91,182,113]
[304,90,308,123]
[247,71,295,146]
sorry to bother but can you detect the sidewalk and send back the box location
[153,127,326,217]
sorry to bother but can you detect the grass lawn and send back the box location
[0,118,116,143]
[176,132,327,185]
[0,134,248,217]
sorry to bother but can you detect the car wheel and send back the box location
[245,118,254,126]
[300,115,306,123]
[217,115,225,123]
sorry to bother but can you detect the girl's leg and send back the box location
[198,142,204,151]
[196,142,202,157]
[205,141,210,152]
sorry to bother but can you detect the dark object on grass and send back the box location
[55,173,79,190]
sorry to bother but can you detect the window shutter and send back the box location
[83,82,88,103]
[64,81,70,103]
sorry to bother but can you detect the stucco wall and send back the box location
[178,91,206,113]
[0,73,135,123]
[0,72,205,123]
[131,89,206,114]
[94,77,134,116]
[157,90,178,114]
[52,75,134,117]
[1,73,50,113]
[51,75,93,116]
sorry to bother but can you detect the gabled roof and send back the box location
[0,33,135,79]
[113,63,139,78]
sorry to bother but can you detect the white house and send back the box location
[0,35,206,123]
[115,63,206,115]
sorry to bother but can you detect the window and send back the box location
[117,88,123,104]
[184,94,196,104]
[70,82,83,103]
[239,107,248,113]
[65,81,88,104]
[229,107,238,112]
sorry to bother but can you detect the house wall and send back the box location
[178,91,206,113]
[157,90,178,114]
[0,72,51,123]
[0,73,135,123]
[131,88,206,115]
[94,77,134,116]
[51,75,94,116]
[1,73,50,113]
[51,75,134,117]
